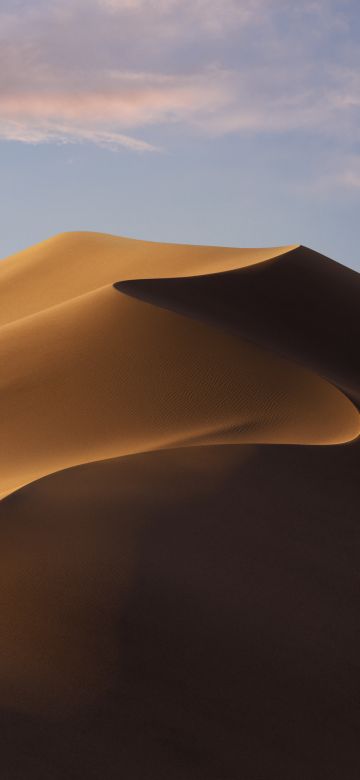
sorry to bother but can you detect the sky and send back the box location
[0,0,359,270]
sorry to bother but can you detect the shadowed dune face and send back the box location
[1,443,360,778]
[0,232,359,778]
[118,245,360,403]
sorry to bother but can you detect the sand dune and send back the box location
[0,233,358,496]
[0,232,359,778]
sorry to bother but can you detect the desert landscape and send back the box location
[0,232,359,778]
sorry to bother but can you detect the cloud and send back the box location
[0,66,231,150]
[0,120,159,152]
[0,0,359,152]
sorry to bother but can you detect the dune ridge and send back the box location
[0,231,297,326]
[0,233,359,496]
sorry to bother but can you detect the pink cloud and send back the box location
[0,0,358,151]
[0,67,232,149]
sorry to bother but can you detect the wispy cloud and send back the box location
[0,120,159,152]
[0,0,359,151]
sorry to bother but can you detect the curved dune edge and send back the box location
[116,244,360,404]
[0,231,298,326]
[1,281,359,498]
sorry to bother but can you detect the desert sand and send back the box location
[0,232,359,778]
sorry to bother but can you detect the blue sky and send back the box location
[1,0,359,269]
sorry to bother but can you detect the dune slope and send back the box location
[1,442,360,779]
[1,280,358,496]
[0,233,358,496]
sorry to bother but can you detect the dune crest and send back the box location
[0,231,297,326]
